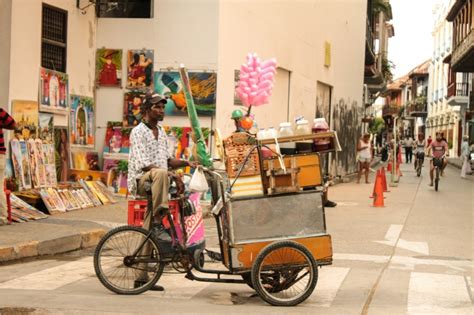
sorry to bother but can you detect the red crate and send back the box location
[127,199,148,226]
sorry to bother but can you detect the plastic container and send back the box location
[259,127,277,158]
[312,118,331,151]
[278,122,296,155]
[295,120,313,153]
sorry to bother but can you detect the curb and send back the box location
[0,228,107,263]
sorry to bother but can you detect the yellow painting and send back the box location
[11,100,39,140]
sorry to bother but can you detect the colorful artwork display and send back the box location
[39,112,54,143]
[96,49,122,87]
[164,126,210,161]
[11,100,39,139]
[126,49,153,89]
[39,68,69,114]
[71,151,100,171]
[43,142,57,187]
[70,95,95,147]
[104,153,128,196]
[27,139,47,188]
[10,139,32,191]
[54,127,70,183]
[123,91,145,127]
[153,71,217,116]
[104,121,131,154]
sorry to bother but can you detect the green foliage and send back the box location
[372,0,393,19]
[117,160,128,173]
[369,117,386,135]
[382,57,395,82]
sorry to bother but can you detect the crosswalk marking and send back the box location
[307,267,350,307]
[408,272,472,315]
[0,258,93,290]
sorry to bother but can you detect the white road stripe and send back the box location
[0,258,94,290]
[374,224,430,255]
[307,267,350,307]
[408,272,472,315]
[384,224,403,244]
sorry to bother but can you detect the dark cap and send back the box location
[146,93,167,105]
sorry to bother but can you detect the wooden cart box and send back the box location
[263,153,323,191]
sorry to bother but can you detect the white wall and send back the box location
[95,0,219,154]
[0,0,12,111]
[216,0,366,137]
[7,0,96,126]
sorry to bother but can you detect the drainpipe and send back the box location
[390,116,399,186]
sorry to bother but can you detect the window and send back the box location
[96,0,153,18]
[41,4,68,73]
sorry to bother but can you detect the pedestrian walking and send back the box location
[427,135,433,147]
[404,136,414,163]
[0,108,16,225]
[357,133,372,184]
[461,135,471,178]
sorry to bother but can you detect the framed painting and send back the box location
[71,151,100,171]
[54,127,70,183]
[39,68,69,114]
[70,95,95,148]
[123,91,145,127]
[126,49,153,89]
[153,71,217,116]
[11,100,39,140]
[104,121,131,154]
[96,48,122,87]
[39,112,54,143]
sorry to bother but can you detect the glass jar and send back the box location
[295,120,313,153]
[278,122,296,154]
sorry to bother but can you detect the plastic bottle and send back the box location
[295,119,313,153]
[278,122,296,154]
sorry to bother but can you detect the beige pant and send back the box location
[0,155,6,221]
[137,168,169,230]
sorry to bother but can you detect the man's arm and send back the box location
[0,109,16,130]
[168,159,198,169]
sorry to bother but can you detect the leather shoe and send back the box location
[134,280,164,291]
[324,200,337,208]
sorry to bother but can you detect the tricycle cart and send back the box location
[93,133,334,306]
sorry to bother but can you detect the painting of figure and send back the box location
[123,91,145,127]
[19,140,32,189]
[70,95,95,147]
[96,49,122,87]
[39,68,68,114]
[127,49,153,89]
[39,113,54,143]
[153,71,217,116]
[54,127,70,183]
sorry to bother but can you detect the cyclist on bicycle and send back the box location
[427,132,449,186]
[414,133,426,170]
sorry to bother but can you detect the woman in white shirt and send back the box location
[461,136,471,178]
[357,133,372,184]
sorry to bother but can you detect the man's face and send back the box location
[150,102,165,121]
[436,134,442,141]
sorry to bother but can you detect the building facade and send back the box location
[0,0,372,178]
[427,0,463,156]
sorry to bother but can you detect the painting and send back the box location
[126,49,153,89]
[70,95,95,147]
[54,127,70,183]
[39,113,54,143]
[154,71,217,116]
[14,140,32,190]
[27,138,47,188]
[103,121,131,154]
[71,151,100,171]
[123,91,145,127]
[103,153,128,196]
[96,48,122,87]
[234,70,243,106]
[42,142,57,187]
[11,100,39,139]
[69,169,107,183]
[39,68,68,114]
[164,126,210,162]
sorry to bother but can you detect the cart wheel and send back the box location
[251,241,318,306]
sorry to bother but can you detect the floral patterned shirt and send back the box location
[127,122,170,194]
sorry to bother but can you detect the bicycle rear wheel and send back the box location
[94,225,165,295]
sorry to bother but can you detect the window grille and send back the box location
[41,4,67,72]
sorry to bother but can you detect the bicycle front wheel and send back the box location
[94,225,165,295]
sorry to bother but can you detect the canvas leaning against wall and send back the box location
[126,49,153,90]
[39,68,69,114]
[96,49,122,87]
[154,71,217,116]
[54,127,70,183]
[70,95,95,148]
[11,100,39,139]
[39,112,54,143]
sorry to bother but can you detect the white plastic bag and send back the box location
[189,167,209,192]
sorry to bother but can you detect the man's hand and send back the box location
[187,161,199,169]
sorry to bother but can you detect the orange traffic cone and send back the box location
[387,162,392,172]
[380,167,389,192]
[373,175,385,207]
[370,169,382,198]
[396,161,403,177]
[397,146,403,164]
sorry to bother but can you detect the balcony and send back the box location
[451,30,474,72]
[382,104,400,117]
[407,97,428,117]
[365,20,376,66]
[447,82,470,106]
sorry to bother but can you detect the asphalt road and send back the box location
[0,163,472,314]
